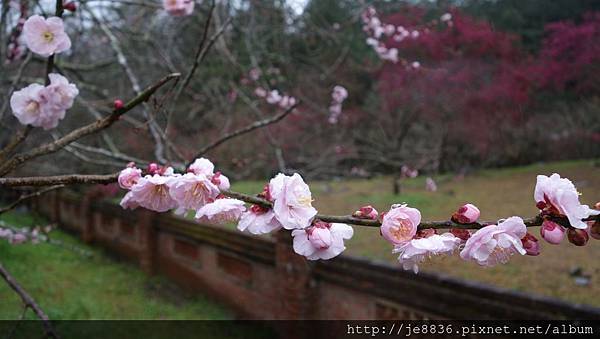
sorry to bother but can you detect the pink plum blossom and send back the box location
[269,173,318,230]
[195,198,246,224]
[119,191,139,210]
[118,167,142,190]
[540,220,565,244]
[460,216,527,267]
[291,221,353,260]
[168,173,219,214]
[43,73,79,111]
[129,175,178,212]
[237,205,282,234]
[331,85,348,103]
[22,15,71,57]
[380,204,421,245]
[393,233,461,273]
[10,74,78,130]
[352,205,379,220]
[452,203,480,224]
[266,90,282,104]
[163,0,194,16]
[210,171,230,191]
[534,173,599,229]
[10,83,46,127]
[254,87,267,98]
[188,157,215,177]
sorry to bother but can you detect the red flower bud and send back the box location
[63,2,77,12]
[567,228,589,246]
[114,99,124,110]
[414,228,436,239]
[521,233,540,256]
[147,163,159,175]
[450,228,471,241]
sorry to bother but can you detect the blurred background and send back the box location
[0,0,599,321]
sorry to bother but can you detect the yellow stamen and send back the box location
[43,31,54,43]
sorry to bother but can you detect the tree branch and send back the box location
[0,185,64,214]
[2,174,597,230]
[0,73,180,176]
[186,102,299,166]
[0,262,59,339]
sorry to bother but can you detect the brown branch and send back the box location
[0,262,59,339]
[175,0,218,100]
[0,73,180,176]
[0,185,64,214]
[2,173,598,230]
[0,173,118,186]
[0,126,32,162]
[186,102,299,166]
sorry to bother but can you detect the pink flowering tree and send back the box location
[0,1,598,336]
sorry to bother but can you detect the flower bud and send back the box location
[352,205,379,220]
[414,228,436,239]
[567,228,589,246]
[590,220,600,240]
[450,228,471,241]
[114,99,124,110]
[540,220,565,245]
[452,203,480,224]
[63,2,77,12]
[147,163,159,175]
[521,233,540,256]
[308,222,333,249]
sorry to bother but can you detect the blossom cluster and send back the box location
[362,6,453,69]
[0,223,52,245]
[361,6,421,64]
[246,68,298,110]
[10,73,78,130]
[118,159,355,260]
[9,15,78,130]
[118,157,599,269]
[328,85,348,124]
[382,173,598,272]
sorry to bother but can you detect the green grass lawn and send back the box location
[0,211,232,320]
[233,159,600,307]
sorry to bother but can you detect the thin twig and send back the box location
[0,262,59,339]
[0,73,180,176]
[186,102,298,166]
[0,185,64,214]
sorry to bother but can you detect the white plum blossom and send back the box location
[127,175,178,212]
[292,221,354,260]
[393,233,461,273]
[460,216,527,267]
[534,173,599,229]
[10,73,78,130]
[269,173,318,230]
[168,172,219,214]
[237,205,283,235]
[195,198,246,224]
[22,15,71,57]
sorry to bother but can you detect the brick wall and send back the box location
[31,191,600,320]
